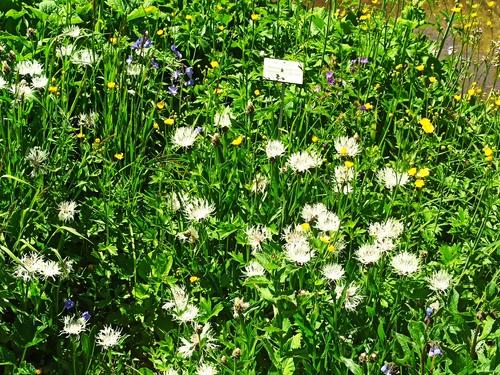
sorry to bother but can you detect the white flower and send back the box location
[196,363,218,375]
[243,260,266,278]
[335,282,364,311]
[284,241,315,265]
[322,263,345,282]
[26,146,49,177]
[162,285,189,311]
[167,192,188,212]
[96,325,122,349]
[426,270,452,293]
[58,201,78,222]
[282,224,309,244]
[355,244,382,265]
[375,238,397,253]
[233,297,250,317]
[214,109,234,130]
[62,25,81,38]
[16,60,43,76]
[56,45,74,58]
[265,140,286,159]
[377,167,409,190]
[38,260,61,280]
[31,75,48,89]
[61,257,74,279]
[183,197,215,222]
[171,126,198,148]
[369,219,404,241]
[334,136,361,157]
[60,315,87,338]
[287,151,322,173]
[315,211,340,233]
[72,49,98,66]
[332,165,355,184]
[250,174,267,193]
[77,112,97,128]
[178,323,217,359]
[391,251,420,276]
[10,82,34,101]
[14,253,45,282]
[175,304,199,323]
[246,225,271,254]
[301,203,327,222]
[333,183,353,195]
[0,75,7,90]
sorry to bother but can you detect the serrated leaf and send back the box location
[282,357,295,375]
[290,332,302,349]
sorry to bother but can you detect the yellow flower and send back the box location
[417,168,430,178]
[419,118,435,134]
[109,37,117,44]
[372,0,379,3]
[471,12,477,18]
[115,153,124,160]
[214,88,222,94]
[189,276,199,283]
[408,167,417,176]
[107,81,116,89]
[487,20,492,26]
[251,13,259,21]
[327,245,335,252]
[395,64,403,70]
[157,101,165,109]
[484,147,493,157]
[415,179,425,188]
[344,160,354,168]
[254,89,260,96]
[495,98,500,106]
[452,7,461,13]
[320,235,330,243]
[48,86,58,93]
[471,3,478,9]
[300,222,310,230]
[475,88,482,94]
[164,118,175,125]
[416,65,425,72]
[95,138,101,144]
[468,88,475,97]
[454,94,461,101]
[312,135,318,143]
[219,25,225,31]
[488,1,494,7]
[210,61,219,68]
[186,14,192,20]
[157,29,164,36]
[359,13,371,21]
[364,103,373,110]
[375,83,381,89]
[145,6,154,13]
[486,155,493,162]
[76,132,85,139]
[429,76,437,83]
[340,147,348,156]
[231,135,243,146]
[153,123,159,129]
[217,5,223,11]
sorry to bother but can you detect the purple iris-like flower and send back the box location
[64,299,75,310]
[132,37,153,51]
[172,70,182,81]
[151,58,159,69]
[170,45,182,59]
[126,55,133,65]
[82,311,91,321]
[184,79,195,87]
[185,67,193,79]
[350,59,358,64]
[168,85,178,95]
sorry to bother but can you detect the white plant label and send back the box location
[263,58,303,84]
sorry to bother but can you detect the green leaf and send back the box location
[408,320,426,353]
[290,332,302,349]
[282,357,295,375]
[341,357,363,375]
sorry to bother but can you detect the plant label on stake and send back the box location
[263,58,303,84]
[263,58,304,134]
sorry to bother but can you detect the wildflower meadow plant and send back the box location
[1,0,499,374]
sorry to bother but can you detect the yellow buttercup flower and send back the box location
[488,1,494,7]
[416,65,425,72]
[157,101,165,109]
[214,88,222,94]
[219,25,225,31]
[417,168,430,178]
[107,82,116,89]
[48,86,58,93]
[484,147,493,157]
[429,76,437,83]
[157,29,164,36]
[145,6,154,13]
[454,94,461,101]
[217,5,223,11]
[210,61,219,68]
[495,98,500,106]
[312,135,318,143]
[109,37,117,44]
[231,135,243,146]
[190,276,199,283]
[468,88,475,97]
[186,14,192,20]
[164,118,175,125]
[344,160,354,168]
[364,103,373,110]
[408,167,417,176]
[452,7,461,13]
[114,153,124,160]
[415,179,425,188]
[254,89,260,96]
[300,223,310,230]
[327,245,335,252]
[76,132,85,139]
[251,13,259,21]
[419,118,435,134]
[320,235,330,243]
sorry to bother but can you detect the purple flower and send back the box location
[64,299,75,310]
[126,55,133,65]
[350,59,358,64]
[350,67,356,73]
[426,307,434,316]
[185,66,194,79]
[172,70,182,81]
[428,345,443,357]
[325,71,335,85]
[359,57,369,64]
[184,79,195,87]
[132,37,153,51]
[151,58,159,70]
[82,311,91,321]
[168,85,178,95]
[195,126,203,135]
[313,85,321,92]
[360,104,367,112]
[170,45,182,59]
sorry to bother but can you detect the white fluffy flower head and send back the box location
[265,140,286,159]
[391,251,420,276]
[183,197,215,222]
[334,136,361,157]
[426,269,452,293]
[172,126,198,148]
[96,325,122,349]
[377,167,409,190]
[58,201,78,222]
[287,151,322,173]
